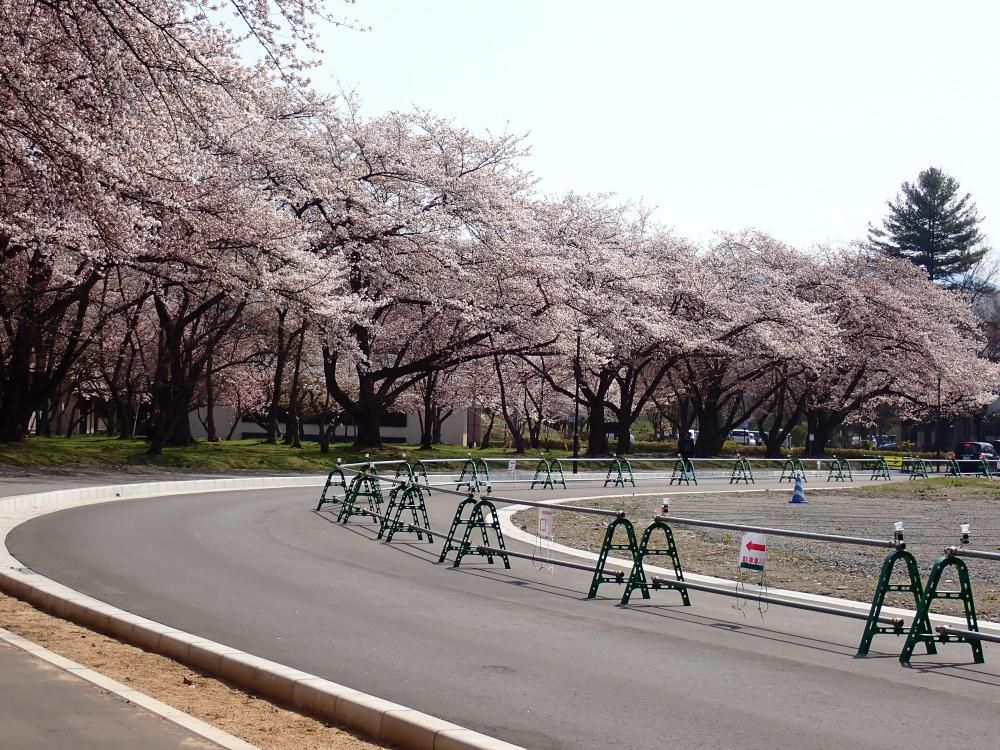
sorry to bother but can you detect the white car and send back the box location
[730,429,756,446]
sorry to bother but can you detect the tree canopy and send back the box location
[868,166,989,282]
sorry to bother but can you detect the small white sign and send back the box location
[507,459,517,471]
[739,532,766,571]
[538,507,554,539]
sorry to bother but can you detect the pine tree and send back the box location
[868,167,988,282]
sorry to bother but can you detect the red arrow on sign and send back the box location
[745,540,766,552]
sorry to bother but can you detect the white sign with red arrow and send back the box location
[739,532,766,571]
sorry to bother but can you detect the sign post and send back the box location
[508,459,517,487]
[538,507,554,540]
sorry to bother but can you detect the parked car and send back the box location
[730,429,756,446]
[877,441,897,451]
[953,441,1000,472]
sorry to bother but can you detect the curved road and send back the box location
[9,483,1000,749]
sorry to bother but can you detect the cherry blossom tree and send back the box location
[293,110,558,448]
[793,248,998,456]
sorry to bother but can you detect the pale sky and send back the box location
[313,1,1000,250]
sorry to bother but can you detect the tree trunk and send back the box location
[419,384,434,450]
[352,404,382,448]
[266,309,289,445]
[479,410,496,449]
[804,410,842,457]
[284,330,305,449]
[205,345,218,442]
[586,395,608,456]
[615,422,633,454]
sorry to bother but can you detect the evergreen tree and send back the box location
[868,167,988,282]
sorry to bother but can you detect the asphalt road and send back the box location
[9,480,1000,750]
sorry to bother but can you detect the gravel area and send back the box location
[512,479,1000,621]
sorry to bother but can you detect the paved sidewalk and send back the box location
[0,640,222,750]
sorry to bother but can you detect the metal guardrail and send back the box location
[650,577,904,628]
[478,546,624,581]
[340,467,624,517]
[946,546,1000,562]
[936,626,1000,644]
[655,515,900,549]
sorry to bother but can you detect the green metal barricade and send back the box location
[899,552,983,664]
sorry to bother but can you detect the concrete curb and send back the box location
[494,490,1000,634]
[0,477,526,750]
[0,626,259,750]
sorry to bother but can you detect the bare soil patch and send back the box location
[0,593,392,750]
[513,478,1000,621]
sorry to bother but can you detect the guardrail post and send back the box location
[729,456,754,485]
[947,458,962,477]
[899,553,983,665]
[588,516,641,599]
[621,519,690,606]
[315,464,347,510]
[669,458,697,486]
[858,548,929,656]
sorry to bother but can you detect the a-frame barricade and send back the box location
[315,464,347,510]
[947,459,962,477]
[337,473,384,524]
[857,548,929,656]
[411,460,432,492]
[530,457,566,490]
[869,457,891,481]
[393,461,414,483]
[669,458,697,486]
[826,456,852,482]
[906,458,930,480]
[377,484,434,544]
[899,553,984,664]
[442,498,510,569]
[729,457,754,485]
[456,457,491,492]
[588,516,642,599]
[604,457,636,488]
[977,459,993,479]
[780,458,806,483]
[621,519,691,606]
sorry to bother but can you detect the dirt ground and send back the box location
[513,478,1000,621]
[0,593,392,750]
